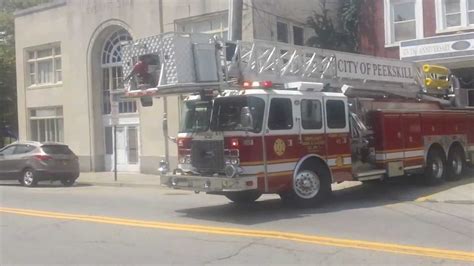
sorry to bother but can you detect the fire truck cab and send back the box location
[168,82,351,203]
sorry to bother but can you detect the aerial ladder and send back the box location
[120,32,466,107]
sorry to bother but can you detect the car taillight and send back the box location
[34,155,53,161]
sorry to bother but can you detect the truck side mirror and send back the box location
[240,107,254,130]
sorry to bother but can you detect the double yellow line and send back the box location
[1,207,473,262]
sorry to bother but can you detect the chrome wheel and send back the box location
[293,170,320,199]
[447,149,465,181]
[424,149,446,185]
[431,157,444,180]
[451,153,463,176]
[23,170,35,187]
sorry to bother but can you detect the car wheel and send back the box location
[22,168,38,187]
[61,178,76,187]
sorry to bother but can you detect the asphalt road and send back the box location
[1,174,473,265]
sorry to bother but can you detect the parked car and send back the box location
[0,141,80,187]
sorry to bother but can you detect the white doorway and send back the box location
[106,125,139,172]
[101,29,140,172]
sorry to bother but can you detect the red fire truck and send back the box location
[121,33,474,205]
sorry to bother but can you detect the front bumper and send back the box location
[160,174,258,192]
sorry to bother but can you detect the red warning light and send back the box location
[230,138,239,148]
[261,81,273,88]
[242,81,252,89]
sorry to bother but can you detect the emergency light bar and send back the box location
[242,80,273,89]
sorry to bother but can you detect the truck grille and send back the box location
[191,140,225,173]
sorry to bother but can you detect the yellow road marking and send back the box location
[1,207,473,262]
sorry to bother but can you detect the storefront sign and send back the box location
[400,32,474,62]
[335,53,415,84]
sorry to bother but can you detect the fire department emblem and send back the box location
[273,138,286,156]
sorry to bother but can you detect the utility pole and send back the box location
[110,92,119,181]
[228,0,243,41]
[158,0,170,170]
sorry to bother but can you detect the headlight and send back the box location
[230,158,239,165]
[225,165,238,178]
[185,155,191,164]
[179,155,192,164]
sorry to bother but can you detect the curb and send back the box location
[77,181,163,189]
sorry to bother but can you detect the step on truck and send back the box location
[120,32,474,205]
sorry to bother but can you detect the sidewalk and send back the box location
[77,172,161,188]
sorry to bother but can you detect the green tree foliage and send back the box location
[306,0,361,53]
[0,0,50,136]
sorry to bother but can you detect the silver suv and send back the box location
[0,141,80,187]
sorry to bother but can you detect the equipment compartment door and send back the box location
[380,113,404,162]
[401,113,423,168]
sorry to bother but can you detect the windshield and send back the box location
[210,96,265,133]
[180,100,212,133]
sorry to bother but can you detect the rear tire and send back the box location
[446,147,465,181]
[423,149,446,185]
[225,190,262,204]
[282,162,331,207]
[22,168,38,187]
[61,178,76,187]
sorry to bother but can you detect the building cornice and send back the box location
[14,0,66,18]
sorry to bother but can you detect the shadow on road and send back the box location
[175,172,473,226]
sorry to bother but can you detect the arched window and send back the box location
[101,29,136,114]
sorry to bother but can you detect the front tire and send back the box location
[446,147,465,181]
[22,168,38,187]
[224,190,262,204]
[61,178,76,187]
[423,149,446,185]
[282,163,331,207]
